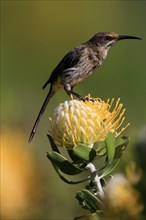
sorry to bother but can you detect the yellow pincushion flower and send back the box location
[50,97,129,149]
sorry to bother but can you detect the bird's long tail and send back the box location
[29,88,54,142]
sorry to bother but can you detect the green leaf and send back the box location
[47,134,60,153]
[51,162,91,184]
[114,136,129,159]
[98,136,129,178]
[47,151,83,175]
[76,189,102,212]
[100,159,119,178]
[105,133,116,164]
[95,141,106,156]
[73,144,96,161]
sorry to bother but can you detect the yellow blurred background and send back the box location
[1,1,145,219]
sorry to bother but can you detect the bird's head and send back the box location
[90,32,141,48]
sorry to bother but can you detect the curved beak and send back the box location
[118,35,142,40]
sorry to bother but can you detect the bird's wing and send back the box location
[42,44,86,89]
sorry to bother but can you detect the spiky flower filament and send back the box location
[50,97,129,149]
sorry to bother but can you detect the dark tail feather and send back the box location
[42,79,50,89]
[29,89,54,142]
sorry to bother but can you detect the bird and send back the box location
[29,32,141,142]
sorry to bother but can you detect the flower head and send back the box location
[102,174,143,219]
[50,97,129,149]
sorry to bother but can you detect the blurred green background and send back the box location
[1,1,145,219]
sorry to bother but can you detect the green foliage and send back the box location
[46,133,130,219]
[47,133,129,181]
[105,132,116,163]
[73,144,96,162]
[76,189,102,212]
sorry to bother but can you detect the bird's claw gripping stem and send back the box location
[68,90,94,102]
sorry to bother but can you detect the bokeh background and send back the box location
[1,1,145,219]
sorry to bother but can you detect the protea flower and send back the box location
[102,174,143,219]
[50,97,129,149]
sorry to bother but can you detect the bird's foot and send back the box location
[69,90,94,102]
[73,93,85,101]
[84,97,95,102]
